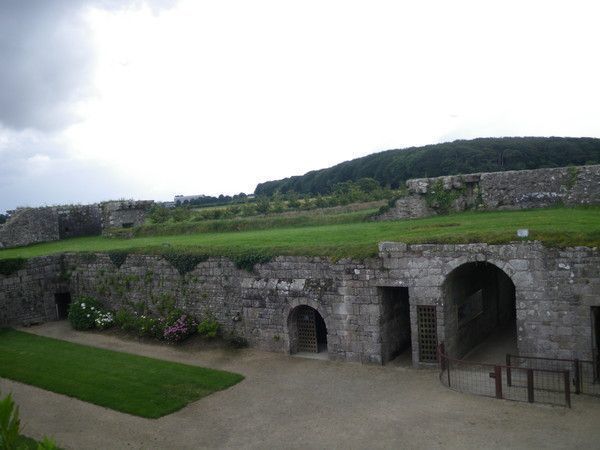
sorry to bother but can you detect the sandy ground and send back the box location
[2,321,600,450]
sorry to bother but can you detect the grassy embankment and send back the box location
[0,329,243,418]
[115,205,381,238]
[0,206,598,262]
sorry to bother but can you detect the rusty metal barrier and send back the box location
[507,353,600,397]
[437,343,571,407]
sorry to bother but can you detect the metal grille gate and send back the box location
[417,305,438,362]
[297,308,318,352]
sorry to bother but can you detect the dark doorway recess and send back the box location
[288,305,328,354]
[54,292,71,320]
[444,262,516,359]
[379,287,412,364]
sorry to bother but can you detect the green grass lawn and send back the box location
[116,207,379,238]
[0,207,598,261]
[0,329,243,418]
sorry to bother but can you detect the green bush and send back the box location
[148,205,170,224]
[425,179,461,215]
[197,316,220,338]
[0,390,59,450]
[68,297,105,330]
[0,391,20,450]
[255,197,271,215]
[136,315,163,339]
[114,308,138,332]
[240,203,257,217]
[172,207,192,222]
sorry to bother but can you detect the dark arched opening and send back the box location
[443,262,516,360]
[288,305,328,354]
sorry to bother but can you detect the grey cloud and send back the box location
[0,157,140,213]
[0,127,139,212]
[0,0,175,132]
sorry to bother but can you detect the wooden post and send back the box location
[506,354,512,387]
[494,365,503,399]
[527,369,534,403]
[564,370,571,408]
[573,359,581,395]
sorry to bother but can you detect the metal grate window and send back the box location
[417,305,438,362]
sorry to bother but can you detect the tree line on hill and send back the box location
[175,192,249,207]
[254,137,600,196]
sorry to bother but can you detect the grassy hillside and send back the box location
[1,207,598,262]
[255,137,600,196]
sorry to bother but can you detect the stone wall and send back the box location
[0,256,65,325]
[57,205,102,239]
[377,242,600,362]
[62,253,382,363]
[378,164,600,220]
[0,208,59,248]
[2,242,599,366]
[0,200,153,248]
[100,200,154,231]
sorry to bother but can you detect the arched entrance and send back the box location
[443,262,516,360]
[288,305,328,354]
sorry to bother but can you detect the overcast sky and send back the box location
[1,0,599,213]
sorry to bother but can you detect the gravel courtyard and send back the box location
[2,321,599,450]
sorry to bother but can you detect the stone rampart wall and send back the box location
[0,208,59,248]
[0,201,153,248]
[2,243,599,365]
[100,200,154,231]
[378,164,600,220]
[57,205,102,239]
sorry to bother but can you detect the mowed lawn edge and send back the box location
[0,329,244,418]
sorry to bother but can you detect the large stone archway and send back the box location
[442,261,516,359]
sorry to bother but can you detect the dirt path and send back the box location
[2,321,599,449]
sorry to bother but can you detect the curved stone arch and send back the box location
[443,256,521,291]
[441,259,518,358]
[282,298,332,354]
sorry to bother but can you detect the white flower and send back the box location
[87,314,90,317]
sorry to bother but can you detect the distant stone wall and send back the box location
[100,200,154,232]
[378,164,600,220]
[0,208,59,248]
[2,243,599,366]
[58,205,102,239]
[0,200,153,248]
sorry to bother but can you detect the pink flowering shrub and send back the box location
[163,314,197,342]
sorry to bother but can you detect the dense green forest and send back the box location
[254,137,600,196]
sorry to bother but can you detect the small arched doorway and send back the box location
[288,305,328,354]
[443,262,516,360]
